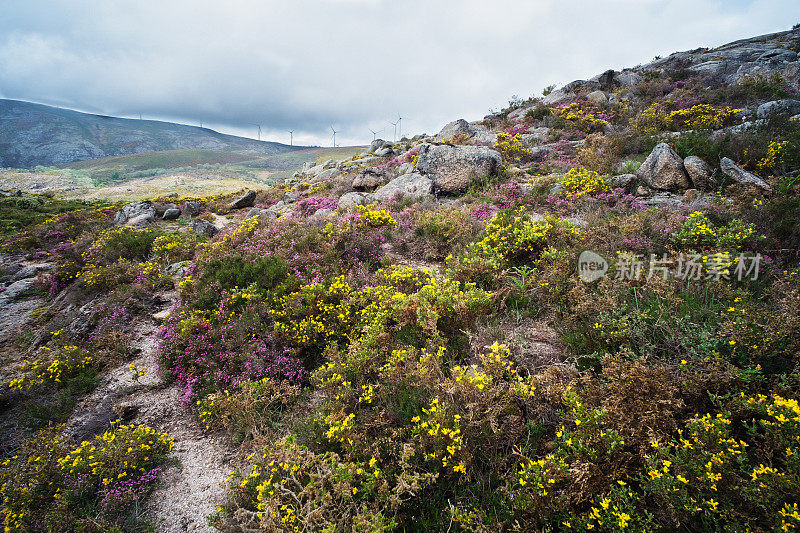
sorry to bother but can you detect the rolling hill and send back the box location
[0,99,300,168]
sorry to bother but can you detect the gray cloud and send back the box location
[1,0,798,146]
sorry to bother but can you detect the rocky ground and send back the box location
[1,25,800,533]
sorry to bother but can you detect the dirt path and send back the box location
[65,292,230,533]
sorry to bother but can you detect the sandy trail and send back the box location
[66,291,230,533]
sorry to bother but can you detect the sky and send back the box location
[0,0,798,147]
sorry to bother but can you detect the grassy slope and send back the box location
[1,146,369,202]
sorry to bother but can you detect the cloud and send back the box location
[0,0,798,146]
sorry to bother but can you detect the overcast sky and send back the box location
[1,0,798,146]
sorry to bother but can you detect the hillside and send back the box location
[0,99,299,168]
[2,26,800,533]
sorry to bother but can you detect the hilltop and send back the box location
[1,26,800,533]
[0,99,299,168]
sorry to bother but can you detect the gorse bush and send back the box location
[669,103,742,130]
[635,102,741,134]
[675,211,758,251]
[8,344,94,391]
[85,226,160,263]
[357,205,396,228]
[469,209,580,265]
[561,167,612,197]
[558,103,609,133]
[152,231,204,264]
[8,36,800,532]
[0,423,173,532]
[494,132,533,161]
[641,394,800,532]
[758,139,800,174]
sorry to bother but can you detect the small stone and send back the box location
[114,201,156,227]
[683,188,700,203]
[606,174,638,191]
[352,168,388,190]
[338,192,372,210]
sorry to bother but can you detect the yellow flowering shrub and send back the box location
[758,140,800,173]
[676,211,757,250]
[559,103,609,133]
[635,102,741,133]
[561,167,611,197]
[474,209,579,263]
[0,423,173,532]
[218,438,405,532]
[411,398,469,474]
[494,132,533,161]
[8,345,93,391]
[271,276,357,347]
[151,231,204,264]
[357,205,396,228]
[668,104,741,130]
[640,396,800,532]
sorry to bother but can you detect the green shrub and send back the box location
[191,255,293,311]
[87,226,160,263]
[152,231,204,264]
[526,105,552,121]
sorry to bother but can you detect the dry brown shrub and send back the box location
[584,354,685,453]
[578,132,624,174]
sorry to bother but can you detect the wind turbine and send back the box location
[288,130,294,146]
[330,125,338,147]
[252,123,262,141]
[397,114,403,140]
[368,127,383,141]
[389,119,398,142]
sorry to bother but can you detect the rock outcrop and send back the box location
[114,201,156,228]
[192,219,219,237]
[542,89,576,106]
[416,144,502,194]
[435,119,497,144]
[352,168,389,191]
[756,99,800,118]
[720,157,772,191]
[338,191,373,210]
[374,173,432,202]
[230,190,256,209]
[162,207,181,220]
[369,139,394,154]
[586,90,608,105]
[636,143,691,190]
[683,156,717,190]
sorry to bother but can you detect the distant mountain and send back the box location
[0,99,298,168]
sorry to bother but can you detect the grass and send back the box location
[0,146,367,202]
[0,195,100,237]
